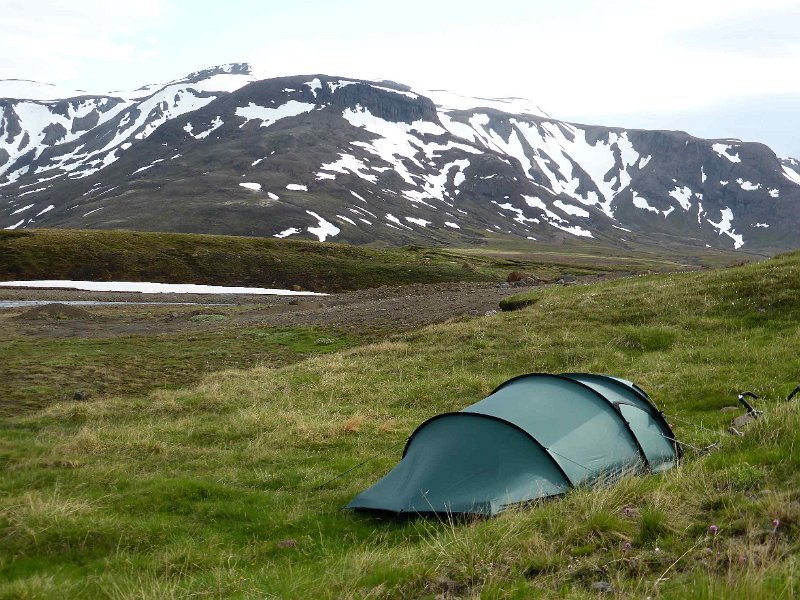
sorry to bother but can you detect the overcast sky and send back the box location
[3,0,800,157]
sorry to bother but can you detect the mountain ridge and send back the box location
[1,64,798,253]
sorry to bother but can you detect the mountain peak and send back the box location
[183,62,253,82]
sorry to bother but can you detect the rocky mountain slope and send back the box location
[1,63,798,252]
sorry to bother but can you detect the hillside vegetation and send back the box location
[0,229,743,293]
[1,251,799,598]
[0,229,497,292]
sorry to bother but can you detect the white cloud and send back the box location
[0,0,167,88]
[240,0,800,118]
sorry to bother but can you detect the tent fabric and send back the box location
[347,373,679,516]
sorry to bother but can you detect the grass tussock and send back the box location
[1,251,799,597]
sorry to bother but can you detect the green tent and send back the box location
[347,373,679,516]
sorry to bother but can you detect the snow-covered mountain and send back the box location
[1,63,798,252]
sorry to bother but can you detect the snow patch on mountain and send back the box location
[668,186,693,211]
[736,178,761,191]
[10,203,34,215]
[236,101,315,128]
[782,165,800,186]
[306,210,339,241]
[706,207,744,249]
[339,105,478,206]
[632,191,664,215]
[185,116,224,139]
[305,78,323,97]
[317,154,377,183]
[274,227,300,238]
[385,213,412,230]
[712,143,741,163]
[426,89,548,118]
[554,200,590,218]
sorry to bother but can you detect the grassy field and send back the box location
[1,251,799,598]
[0,312,357,415]
[0,229,496,293]
[0,229,747,293]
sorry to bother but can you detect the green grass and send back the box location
[0,229,596,293]
[1,252,800,598]
[0,323,355,415]
[0,229,746,294]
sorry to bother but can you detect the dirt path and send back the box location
[1,280,553,338]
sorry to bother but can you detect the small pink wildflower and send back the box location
[709,524,718,535]
[772,518,780,529]
[623,542,632,551]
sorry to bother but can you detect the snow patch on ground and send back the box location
[444,221,460,229]
[286,184,308,191]
[405,217,430,227]
[0,280,325,295]
[753,223,769,228]
[239,182,262,191]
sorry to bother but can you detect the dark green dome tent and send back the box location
[347,373,679,516]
